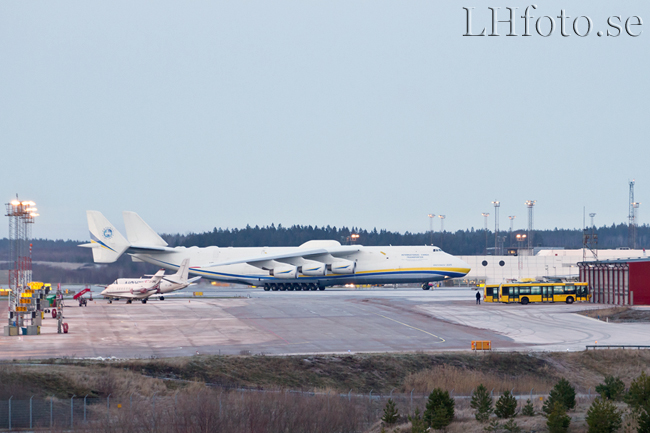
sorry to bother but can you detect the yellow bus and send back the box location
[483,282,590,305]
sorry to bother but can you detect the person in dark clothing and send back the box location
[476,291,481,304]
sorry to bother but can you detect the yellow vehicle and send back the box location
[483,282,590,305]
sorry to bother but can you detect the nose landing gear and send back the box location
[421,282,433,291]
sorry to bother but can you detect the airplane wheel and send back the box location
[279,285,286,291]
[271,285,279,291]
[263,285,271,291]
[141,299,147,304]
[160,296,164,301]
[421,283,431,290]
[126,300,132,304]
[318,286,325,291]
[310,285,317,291]
[108,300,112,304]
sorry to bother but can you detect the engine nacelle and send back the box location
[330,260,356,274]
[271,265,298,279]
[300,262,326,276]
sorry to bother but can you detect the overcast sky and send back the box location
[1,1,649,241]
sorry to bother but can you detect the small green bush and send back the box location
[495,390,518,419]
[424,388,455,429]
[547,401,571,433]
[409,407,427,433]
[484,419,501,433]
[381,398,399,425]
[503,418,522,433]
[543,378,576,415]
[596,376,626,401]
[626,372,650,410]
[522,399,535,416]
[472,384,494,422]
[586,398,622,433]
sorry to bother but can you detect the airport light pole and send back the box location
[508,216,515,247]
[438,215,445,247]
[482,213,489,254]
[492,201,500,255]
[428,214,435,245]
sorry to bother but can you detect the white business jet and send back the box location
[81,211,470,291]
[100,259,200,303]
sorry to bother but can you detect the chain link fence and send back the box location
[0,387,597,432]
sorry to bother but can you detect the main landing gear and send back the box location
[421,282,433,291]
[263,283,325,292]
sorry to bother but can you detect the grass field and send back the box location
[1,350,648,432]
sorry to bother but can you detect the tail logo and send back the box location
[102,227,114,239]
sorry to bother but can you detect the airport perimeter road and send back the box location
[0,288,647,359]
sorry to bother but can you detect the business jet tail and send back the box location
[79,211,130,263]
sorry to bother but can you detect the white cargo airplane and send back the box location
[81,211,471,291]
[100,259,201,303]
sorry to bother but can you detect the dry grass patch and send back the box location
[401,364,554,394]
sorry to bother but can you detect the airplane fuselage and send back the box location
[131,245,470,289]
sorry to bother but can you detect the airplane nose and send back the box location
[456,257,471,276]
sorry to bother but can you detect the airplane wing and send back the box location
[201,246,360,269]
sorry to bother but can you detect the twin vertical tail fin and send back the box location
[79,211,130,263]
[123,211,168,247]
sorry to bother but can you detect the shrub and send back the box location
[522,399,535,416]
[495,390,518,419]
[472,384,494,422]
[597,376,626,401]
[484,419,501,433]
[543,378,576,415]
[586,398,622,433]
[382,398,399,425]
[626,372,650,410]
[409,407,428,433]
[424,388,455,429]
[503,418,522,433]
[547,400,571,433]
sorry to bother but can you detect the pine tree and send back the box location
[596,376,626,401]
[586,398,622,433]
[409,407,428,433]
[381,398,400,425]
[424,388,455,429]
[471,384,494,422]
[495,390,518,419]
[543,378,576,415]
[547,401,571,433]
[522,399,535,416]
[503,418,522,433]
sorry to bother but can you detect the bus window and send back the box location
[520,286,531,295]
[486,287,493,297]
[565,285,576,294]
[554,286,565,294]
[530,286,541,295]
[502,287,509,296]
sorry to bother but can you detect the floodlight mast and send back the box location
[5,196,38,329]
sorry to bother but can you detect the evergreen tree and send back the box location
[625,372,650,433]
[586,398,622,433]
[597,376,626,401]
[522,399,535,416]
[547,401,571,433]
[495,390,518,419]
[471,384,494,422]
[503,418,522,433]
[543,378,576,415]
[381,398,399,425]
[424,388,455,429]
[409,407,427,433]
[625,372,650,410]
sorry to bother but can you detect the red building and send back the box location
[578,259,650,305]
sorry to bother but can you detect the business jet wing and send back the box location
[202,246,360,269]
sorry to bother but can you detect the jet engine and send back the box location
[271,265,298,279]
[330,260,356,274]
[300,262,327,276]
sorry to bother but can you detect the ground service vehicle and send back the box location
[483,282,590,304]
